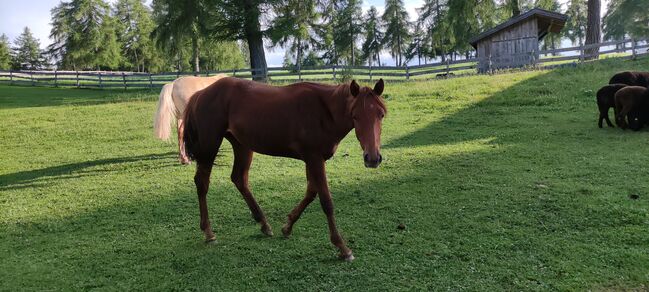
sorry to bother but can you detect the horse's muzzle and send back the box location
[364,153,382,168]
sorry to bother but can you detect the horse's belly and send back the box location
[227,129,302,160]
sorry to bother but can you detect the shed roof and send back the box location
[469,8,568,48]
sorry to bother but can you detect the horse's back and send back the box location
[172,75,228,112]
[610,71,649,87]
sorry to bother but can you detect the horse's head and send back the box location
[349,79,387,168]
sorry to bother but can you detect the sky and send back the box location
[0,0,609,67]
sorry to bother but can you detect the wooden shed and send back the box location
[469,8,568,72]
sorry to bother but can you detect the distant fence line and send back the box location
[0,38,647,89]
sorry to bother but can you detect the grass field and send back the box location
[1,57,649,290]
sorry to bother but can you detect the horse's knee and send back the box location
[230,172,244,190]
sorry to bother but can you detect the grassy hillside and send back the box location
[1,57,648,290]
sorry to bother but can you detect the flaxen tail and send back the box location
[153,83,176,141]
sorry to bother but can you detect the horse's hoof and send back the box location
[261,224,273,237]
[205,234,217,243]
[281,224,292,238]
[339,252,355,262]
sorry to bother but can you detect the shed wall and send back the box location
[477,18,540,72]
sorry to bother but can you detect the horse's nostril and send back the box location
[378,154,382,163]
[364,153,369,161]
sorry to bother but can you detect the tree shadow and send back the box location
[0,85,158,109]
[0,152,178,191]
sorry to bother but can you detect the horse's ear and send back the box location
[373,78,384,95]
[350,80,360,97]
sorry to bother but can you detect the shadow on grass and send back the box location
[0,85,158,109]
[0,152,178,191]
[3,57,649,290]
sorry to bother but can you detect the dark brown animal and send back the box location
[614,86,649,131]
[182,77,387,261]
[609,71,649,87]
[596,84,627,128]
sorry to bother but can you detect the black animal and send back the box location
[596,84,626,128]
[614,86,649,131]
[609,71,649,87]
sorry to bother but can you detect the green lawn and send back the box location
[1,57,649,290]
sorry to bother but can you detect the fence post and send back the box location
[369,64,372,81]
[631,39,637,60]
[446,58,450,77]
[99,72,103,89]
[76,71,80,88]
[122,72,127,90]
[405,65,410,80]
[332,65,336,82]
[9,70,13,85]
[149,72,153,88]
[579,45,585,63]
[31,71,35,86]
[54,70,58,87]
[232,69,236,77]
[176,71,180,79]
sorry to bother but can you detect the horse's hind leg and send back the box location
[605,113,614,127]
[195,160,216,242]
[194,135,224,242]
[228,137,273,236]
[177,119,190,165]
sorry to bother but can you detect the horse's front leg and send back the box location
[282,169,317,237]
[307,159,354,261]
[178,118,190,165]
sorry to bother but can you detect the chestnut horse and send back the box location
[153,75,227,164]
[182,77,387,261]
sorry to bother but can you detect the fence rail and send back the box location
[0,38,647,89]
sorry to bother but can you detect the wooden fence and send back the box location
[0,38,647,89]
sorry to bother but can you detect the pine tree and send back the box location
[49,0,122,70]
[200,40,247,71]
[151,0,213,73]
[444,0,497,58]
[0,34,12,70]
[269,0,319,69]
[361,6,385,67]
[114,0,161,72]
[209,0,274,81]
[565,0,588,45]
[382,0,411,66]
[416,0,449,61]
[333,0,364,65]
[313,0,337,65]
[12,27,44,70]
[604,0,649,41]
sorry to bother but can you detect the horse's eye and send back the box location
[379,113,385,119]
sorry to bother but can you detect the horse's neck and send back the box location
[325,85,355,137]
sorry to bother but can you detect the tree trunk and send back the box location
[585,0,601,60]
[243,0,267,82]
[511,0,520,16]
[192,35,200,74]
[297,37,302,70]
